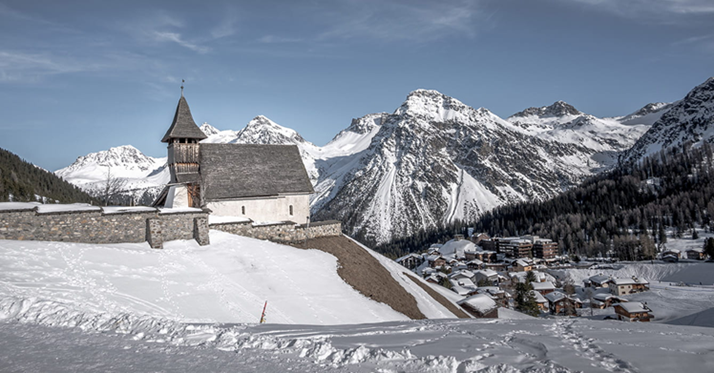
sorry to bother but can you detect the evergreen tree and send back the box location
[704,238,714,260]
[514,282,539,317]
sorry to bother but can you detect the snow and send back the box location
[35,203,101,214]
[1,233,714,371]
[458,294,496,313]
[101,206,157,214]
[207,215,252,224]
[615,302,650,313]
[158,207,203,214]
[0,202,40,211]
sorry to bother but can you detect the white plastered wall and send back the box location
[165,185,189,208]
[207,194,311,224]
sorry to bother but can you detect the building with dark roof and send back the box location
[154,94,314,224]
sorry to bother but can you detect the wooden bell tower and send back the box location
[160,82,207,207]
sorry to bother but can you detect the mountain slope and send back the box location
[620,77,714,164]
[0,147,97,204]
[55,145,168,205]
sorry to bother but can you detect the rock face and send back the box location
[619,77,714,165]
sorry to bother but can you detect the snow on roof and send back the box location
[615,302,650,313]
[468,259,483,264]
[474,269,498,277]
[586,275,610,284]
[208,215,252,224]
[439,239,476,258]
[611,277,649,285]
[0,202,41,211]
[458,294,497,313]
[531,281,555,291]
[478,286,504,295]
[158,207,204,214]
[593,293,627,302]
[530,290,548,304]
[545,291,568,303]
[514,259,530,267]
[449,270,474,279]
[450,283,471,296]
[686,248,704,253]
[102,206,157,214]
[427,254,444,262]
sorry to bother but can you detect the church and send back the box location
[153,93,314,224]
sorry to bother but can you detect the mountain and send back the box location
[506,100,655,158]
[311,90,606,245]
[619,77,714,164]
[55,145,168,205]
[0,147,98,204]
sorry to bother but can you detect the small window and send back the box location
[241,206,245,215]
[289,205,293,215]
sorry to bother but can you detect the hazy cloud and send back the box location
[153,31,210,53]
[566,0,714,20]
[316,0,484,42]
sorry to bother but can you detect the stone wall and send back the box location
[0,204,209,249]
[210,219,342,243]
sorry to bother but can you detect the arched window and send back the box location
[289,205,293,215]
[241,206,245,215]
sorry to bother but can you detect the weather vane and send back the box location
[181,79,185,96]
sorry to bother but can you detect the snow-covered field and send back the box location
[2,233,714,371]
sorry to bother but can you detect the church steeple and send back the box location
[161,93,207,143]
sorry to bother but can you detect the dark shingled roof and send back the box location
[161,96,208,143]
[200,144,314,200]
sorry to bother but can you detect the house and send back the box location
[426,254,447,268]
[531,281,556,296]
[425,272,448,284]
[591,293,627,309]
[449,270,476,282]
[614,302,653,322]
[609,277,649,296]
[530,290,549,312]
[396,253,423,270]
[686,248,706,260]
[470,232,490,245]
[473,269,499,285]
[545,291,583,315]
[154,94,314,224]
[466,259,484,270]
[458,294,498,318]
[511,259,532,272]
[477,286,509,308]
[661,249,681,260]
[449,277,478,296]
[583,275,610,288]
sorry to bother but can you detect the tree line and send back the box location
[0,147,98,204]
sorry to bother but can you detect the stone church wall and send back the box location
[209,219,342,243]
[0,205,209,249]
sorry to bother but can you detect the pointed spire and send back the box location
[161,93,208,143]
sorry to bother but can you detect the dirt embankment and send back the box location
[403,272,471,319]
[291,235,426,320]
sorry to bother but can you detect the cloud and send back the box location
[258,35,304,44]
[673,33,714,53]
[565,0,714,20]
[0,51,87,82]
[211,9,238,39]
[153,31,210,53]
[315,0,484,42]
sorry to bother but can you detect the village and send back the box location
[395,232,712,322]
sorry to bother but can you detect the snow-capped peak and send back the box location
[199,122,220,136]
[395,89,470,119]
[57,145,158,174]
[232,115,311,146]
[510,100,581,119]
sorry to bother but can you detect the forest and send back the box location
[377,142,714,261]
[0,147,98,204]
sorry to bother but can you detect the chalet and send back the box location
[477,286,509,308]
[609,277,649,296]
[427,254,447,268]
[614,302,653,322]
[511,259,532,272]
[591,293,627,309]
[473,269,499,285]
[154,93,314,224]
[661,249,681,260]
[466,259,484,270]
[396,253,423,270]
[470,232,490,245]
[583,275,610,288]
[449,277,478,296]
[530,290,549,312]
[457,294,498,318]
[545,292,582,315]
[531,281,556,296]
[425,272,448,284]
[449,270,476,282]
[686,248,706,260]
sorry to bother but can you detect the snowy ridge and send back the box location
[620,77,714,164]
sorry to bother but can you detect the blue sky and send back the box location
[1,0,713,171]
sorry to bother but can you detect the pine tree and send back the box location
[514,281,539,317]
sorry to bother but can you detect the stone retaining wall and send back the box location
[0,205,209,249]
[210,219,342,243]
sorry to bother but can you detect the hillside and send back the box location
[0,230,464,325]
[471,143,714,259]
[0,147,97,204]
